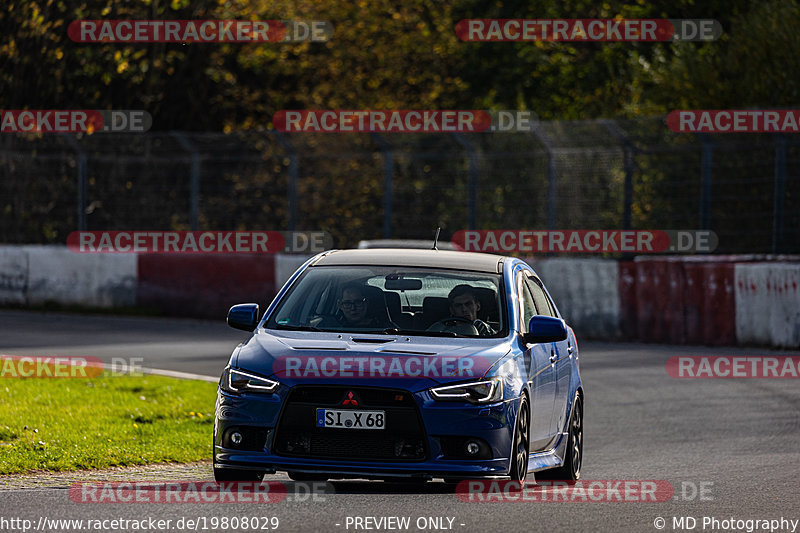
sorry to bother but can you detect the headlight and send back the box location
[430,377,503,404]
[220,367,279,394]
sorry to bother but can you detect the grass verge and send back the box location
[0,373,217,475]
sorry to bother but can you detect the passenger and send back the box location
[447,285,497,336]
[335,283,393,328]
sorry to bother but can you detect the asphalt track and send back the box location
[1,310,799,533]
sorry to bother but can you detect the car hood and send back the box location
[233,329,511,391]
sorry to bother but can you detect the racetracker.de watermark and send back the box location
[69,20,283,42]
[667,110,800,133]
[69,481,287,504]
[68,20,333,43]
[270,354,489,380]
[66,231,332,254]
[451,230,718,254]
[455,480,675,502]
[273,110,538,133]
[0,356,145,378]
[667,356,800,379]
[1,110,151,133]
[0,356,103,378]
[455,19,722,42]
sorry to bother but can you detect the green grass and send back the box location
[0,374,217,475]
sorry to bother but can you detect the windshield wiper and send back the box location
[382,328,459,337]
[273,324,323,332]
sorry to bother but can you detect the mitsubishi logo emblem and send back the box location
[342,391,359,406]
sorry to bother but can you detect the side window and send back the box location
[525,276,555,318]
[518,273,537,332]
[543,291,559,318]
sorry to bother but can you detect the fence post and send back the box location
[170,132,201,230]
[61,134,88,231]
[270,130,298,231]
[773,134,787,253]
[531,128,556,230]
[602,120,635,230]
[452,133,478,230]
[371,133,394,238]
[696,133,713,231]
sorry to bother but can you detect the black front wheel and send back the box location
[509,396,530,481]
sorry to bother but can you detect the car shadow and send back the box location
[281,479,461,495]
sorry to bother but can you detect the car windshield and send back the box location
[265,266,506,337]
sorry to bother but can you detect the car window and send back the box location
[542,290,559,318]
[266,265,506,337]
[525,276,556,318]
[518,273,537,332]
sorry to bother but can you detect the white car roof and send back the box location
[312,248,506,273]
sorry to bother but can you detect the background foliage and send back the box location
[1,1,798,249]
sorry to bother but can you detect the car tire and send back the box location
[540,394,583,481]
[509,395,530,482]
[287,472,329,482]
[213,466,265,482]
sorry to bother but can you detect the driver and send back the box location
[447,285,497,336]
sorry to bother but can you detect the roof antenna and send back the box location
[432,227,441,250]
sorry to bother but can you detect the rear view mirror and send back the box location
[523,315,567,344]
[384,278,422,291]
[227,303,260,331]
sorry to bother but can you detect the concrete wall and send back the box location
[0,245,136,307]
[1,245,797,348]
[528,258,620,339]
[736,263,800,348]
[0,246,27,305]
[526,255,797,347]
[275,254,314,292]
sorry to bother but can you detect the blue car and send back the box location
[213,249,583,483]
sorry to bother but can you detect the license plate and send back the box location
[316,408,385,430]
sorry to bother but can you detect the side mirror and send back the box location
[227,303,260,331]
[523,315,567,344]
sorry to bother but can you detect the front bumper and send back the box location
[214,387,518,478]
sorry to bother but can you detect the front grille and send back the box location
[273,386,427,461]
[289,387,417,407]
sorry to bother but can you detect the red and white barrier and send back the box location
[0,246,797,348]
[137,253,278,318]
